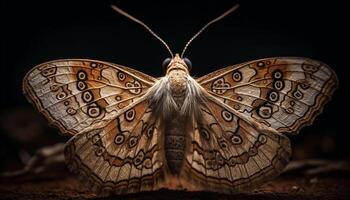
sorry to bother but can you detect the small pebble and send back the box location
[310,178,318,184]
[292,185,299,190]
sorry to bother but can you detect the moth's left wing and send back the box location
[23,59,157,135]
[64,101,167,195]
[182,97,291,192]
[197,57,338,134]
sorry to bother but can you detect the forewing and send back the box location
[64,101,166,195]
[197,57,338,134]
[23,59,157,135]
[183,97,291,193]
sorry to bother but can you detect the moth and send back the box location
[23,4,338,195]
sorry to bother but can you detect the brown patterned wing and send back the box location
[23,59,157,135]
[182,97,291,193]
[197,57,338,134]
[64,101,166,195]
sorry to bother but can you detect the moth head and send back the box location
[163,54,192,74]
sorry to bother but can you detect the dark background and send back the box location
[0,0,347,170]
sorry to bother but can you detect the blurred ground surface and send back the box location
[1,170,349,200]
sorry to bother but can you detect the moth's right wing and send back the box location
[197,57,338,135]
[23,59,157,135]
[182,96,291,193]
[183,57,338,192]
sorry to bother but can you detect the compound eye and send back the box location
[183,57,192,71]
[162,58,172,70]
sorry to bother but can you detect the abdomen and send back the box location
[164,115,186,175]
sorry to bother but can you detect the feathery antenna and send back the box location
[180,4,240,58]
[111,5,174,58]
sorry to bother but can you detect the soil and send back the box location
[1,170,349,200]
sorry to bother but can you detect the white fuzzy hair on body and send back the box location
[147,75,204,119]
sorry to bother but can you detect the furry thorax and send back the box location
[147,76,204,120]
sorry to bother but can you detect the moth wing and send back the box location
[183,96,291,192]
[197,57,338,134]
[23,59,157,135]
[64,100,167,195]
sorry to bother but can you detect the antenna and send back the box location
[111,5,174,58]
[180,4,240,58]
